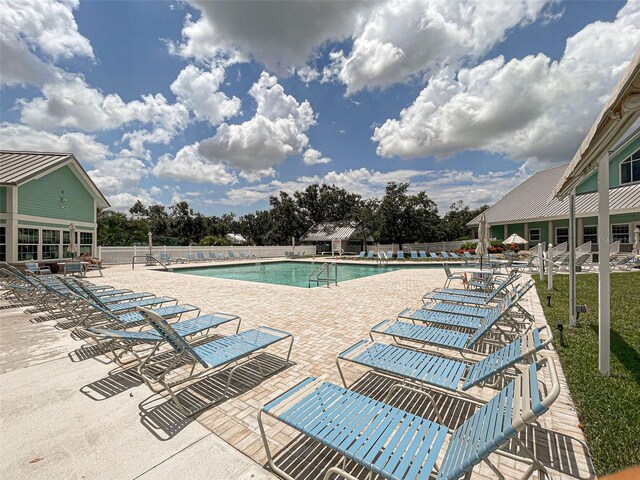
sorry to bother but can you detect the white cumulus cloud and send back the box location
[152,143,237,185]
[302,147,332,165]
[198,72,315,172]
[373,1,640,168]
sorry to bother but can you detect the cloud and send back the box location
[302,147,332,165]
[297,65,321,84]
[335,0,552,94]
[239,168,276,183]
[0,0,94,87]
[0,122,110,164]
[152,143,237,185]
[170,64,241,125]
[372,1,640,168]
[214,166,529,211]
[198,72,315,172]
[173,0,371,72]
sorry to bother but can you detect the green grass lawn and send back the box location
[534,273,640,475]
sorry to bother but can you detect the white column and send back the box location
[503,224,508,240]
[568,191,576,327]
[524,223,529,242]
[598,153,610,375]
[547,243,554,290]
[577,217,584,245]
[6,186,18,263]
[548,220,554,245]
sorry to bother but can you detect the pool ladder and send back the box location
[308,262,338,288]
[376,252,389,267]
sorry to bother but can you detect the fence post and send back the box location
[547,243,553,290]
[98,245,102,260]
[134,244,137,259]
[538,243,544,281]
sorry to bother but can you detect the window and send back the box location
[42,229,60,260]
[18,228,38,261]
[612,224,630,243]
[0,227,5,262]
[556,227,569,245]
[620,148,640,184]
[583,226,597,244]
[80,232,93,255]
[529,228,540,242]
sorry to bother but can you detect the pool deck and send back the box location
[1,261,595,480]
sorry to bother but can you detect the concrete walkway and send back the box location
[0,305,275,480]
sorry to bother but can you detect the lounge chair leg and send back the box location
[322,466,360,480]
[336,357,349,388]
[483,458,505,479]
[513,436,548,480]
[258,409,296,480]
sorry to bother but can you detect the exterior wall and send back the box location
[17,165,94,223]
[0,186,6,213]
[576,133,640,193]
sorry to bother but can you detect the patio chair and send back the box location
[196,252,206,262]
[442,264,465,288]
[441,251,450,259]
[396,250,405,260]
[137,307,294,416]
[208,251,218,261]
[449,252,461,260]
[186,253,196,263]
[419,250,428,259]
[85,311,241,367]
[218,251,227,260]
[24,262,52,275]
[63,262,84,277]
[386,250,394,260]
[430,252,439,259]
[610,254,635,271]
[410,251,419,260]
[366,251,375,259]
[159,253,171,264]
[356,251,365,259]
[337,328,553,400]
[259,358,560,480]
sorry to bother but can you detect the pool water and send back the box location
[176,261,442,288]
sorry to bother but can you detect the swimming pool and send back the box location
[175,260,443,288]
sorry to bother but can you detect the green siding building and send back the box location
[0,151,109,263]
[468,129,640,247]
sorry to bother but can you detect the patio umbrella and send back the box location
[633,227,640,256]
[148,231,153,255]
[504,233,528,245]
[67,223,77,257]
[476,213,490,270]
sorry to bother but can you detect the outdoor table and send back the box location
[58,261,90,277]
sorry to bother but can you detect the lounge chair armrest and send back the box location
[212,311,241,320]
[337,339,369,359]
[370,319,390,332]
[537,357,562,410]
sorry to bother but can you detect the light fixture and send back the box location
[60,190,67,209]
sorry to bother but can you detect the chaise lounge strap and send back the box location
[372,319,470,351]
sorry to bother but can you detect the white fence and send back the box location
[609,240,621,255]
[98,245,316,265]
[373,240,478,254]
[575,241,592,256]
[550,242,568,259]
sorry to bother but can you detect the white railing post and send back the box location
[133,244,137,258]
[547,243,553,290]
[538,243,545,281]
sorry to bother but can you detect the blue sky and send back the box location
[1,0,638,216]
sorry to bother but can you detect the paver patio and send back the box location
[1,260,595,479]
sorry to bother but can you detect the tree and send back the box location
[129,200,149,220]
[378,182,412,247]
[410,191,442,242]
[441,201,489,240]
[350,198,380,252]
[267,192,308,244]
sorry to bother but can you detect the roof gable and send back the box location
[0,150,110,207]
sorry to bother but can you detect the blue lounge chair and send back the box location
[410,251,418,260]
[259,358,560,480]
[227,250,236,260]
[159,253,171,264]
[386,250,394,260]
[337,328,552,398]
[86,311,241,367]
[63,262,84,276]
[430,252,439,259]
[423,271,519,305]
[366,251,374,259]
[187,253,196,262]
[197,252,207,262]
[441,251,450,259]
[137,308,294,416]
[208,252,218,261]
[356,251,365,259]
[218,252,227,260]
[449,252,460,259]
[396,250,405,260]
[419,250,428,259]
[239,252,247,260]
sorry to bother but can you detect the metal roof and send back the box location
[468,164,640,226]
[0,150,110,207]
[300,222,373,242]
